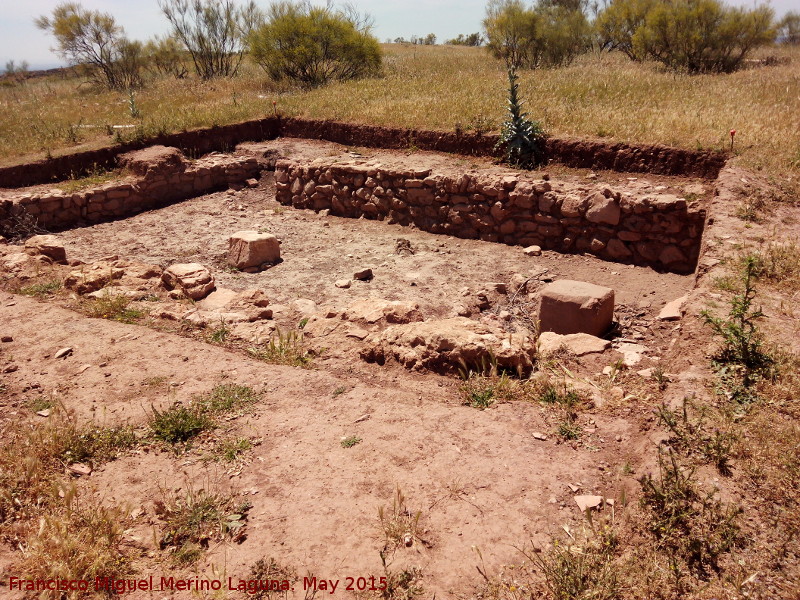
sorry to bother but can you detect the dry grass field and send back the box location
[1,44,799,179]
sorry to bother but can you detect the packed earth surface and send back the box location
[1,136,798,599]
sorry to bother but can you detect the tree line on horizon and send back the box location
[22,0,800,92]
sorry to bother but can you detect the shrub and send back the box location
[779,11,800,44]
[35,2,144,89]
[445,32,484,46]
[496,67,546,168]
[632,0,776,73]
[595,0,657,58]
[159,0,260,79]
[143,35,188,78]
[702,255,773,391]
[484,0,592,69]
[248,2,382,88]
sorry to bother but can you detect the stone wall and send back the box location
[275,159,705,274]
[0,147,260,233]
[0,117,726,189]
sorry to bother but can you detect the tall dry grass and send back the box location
[1,44,798,177]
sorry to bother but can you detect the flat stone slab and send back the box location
[657,294,688,321]
[539,279,615,337]
[538,332,611,356]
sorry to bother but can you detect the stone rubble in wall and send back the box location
[273,158,706,273]
[0,146,261,232]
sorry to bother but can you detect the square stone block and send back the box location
[228,230,281,270]
[539,280,614,337]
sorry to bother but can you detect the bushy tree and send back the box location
[484,0,591,69]
[248,2,382,88]
[3,60,30,84]
[445,32,485,46]
[632,0,776,73]
[778,11,800,44]
[35,2,143,89]
[159,0,260,79]
[144,35,188,78]
[595,0,656,58]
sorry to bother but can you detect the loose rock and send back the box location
[162,263,215,300]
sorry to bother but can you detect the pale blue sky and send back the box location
[0,0,796,70]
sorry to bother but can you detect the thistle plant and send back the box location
[496,67,545,169]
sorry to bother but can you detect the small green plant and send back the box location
[495,67,546,169]
[149,404,213,445]
[128,90,140,118]
[657,397,736,475]
[18,279,62,298]
[539,383,580,408]
[638,449,741,581]
[247,558,298,599]
[557,418,582,440]
[702,255,773,397]
[298,317,309,329]
[214,437,253,462]
[378,487,423,553]
[26,396,54,413]
[208,319,230,344]
[154,486,250,564]
[651,365,670,391]
[461,374,498,409]
[248,329,313,367]
[197,384,259,415]
[341,435,362,448]
[56,424,137,465]
[525,537,619,600]
[84,291,145,324]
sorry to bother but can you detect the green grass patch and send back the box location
[341,435,362,448]
[18,279,62,298]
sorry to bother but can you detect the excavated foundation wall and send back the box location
[275,159,705,274]
[0,117,726,189]
[0,148,260,232]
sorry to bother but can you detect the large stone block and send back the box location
[228,231,281,270]
[162,263,215,300]
[539,280,615,337]
[24,235,67,263]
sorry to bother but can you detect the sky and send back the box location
[0,0,796,70]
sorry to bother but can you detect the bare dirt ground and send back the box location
[1,139,797,600]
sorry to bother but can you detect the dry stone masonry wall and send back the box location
[0,146,260,232]
[275,158,705,274]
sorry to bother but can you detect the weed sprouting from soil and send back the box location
[20,501,130,598]
[149,383,260,446]
[248,329,313,367]
[247,557,298,599]
[496,67,545,169]
[656,397,736,475]
[83,291,146,324]
[18,278,62,298]
[154,486,250,564]
[638,450,741,584]
[702,255,773,402]
[341,435,362,448]
[197,383,260,414]
[213,436,253,462]
[379,487,423,553]
[149,403,213,444]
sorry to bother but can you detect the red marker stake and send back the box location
[730,129,736,153]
